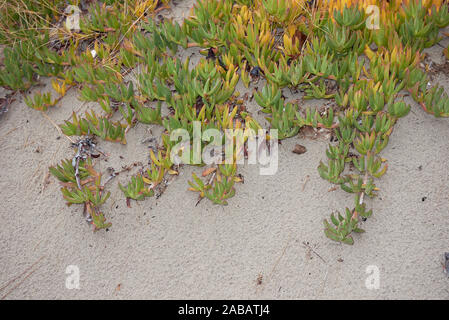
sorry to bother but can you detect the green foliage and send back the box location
[4,0,449,240]
[136,102,162,125]
[324,208,364,245]
[421,86,449,117]
[0,47,35,90]
[25,92,57,111]
[61,186,110,207]
[49,158,90,184]
[49,156,112,230]
[189,164,238,206]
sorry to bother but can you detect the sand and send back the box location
[0,1,448,299]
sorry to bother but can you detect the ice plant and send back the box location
[1,0,449,244]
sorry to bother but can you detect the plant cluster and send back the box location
[49,138,111,230]
[1,0,448,242]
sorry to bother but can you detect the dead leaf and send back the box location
[292,144,307,155]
